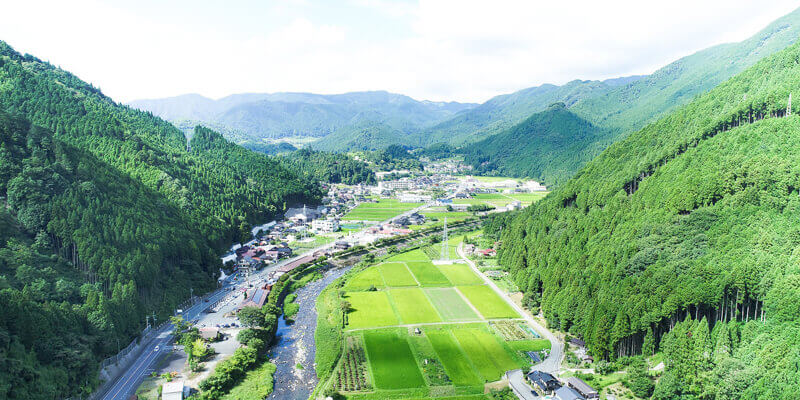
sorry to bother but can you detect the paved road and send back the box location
[457,243,564,374]
[94,201,433,399]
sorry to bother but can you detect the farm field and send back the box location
[389,288,442,324]
[425,288,480,321]
[426,330,483,387]
[378,262,418,287]
[437,264,484,285]
[346,292,399,329]
[407,261,451,286]
[457,286,519,319]
[364,330,426,389]
[451,328,519,381]
[343,199,422,221]
[320,231,547,399]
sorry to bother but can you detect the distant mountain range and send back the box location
[449,6,800,185]
[132,7,800,185]
[129,91,477,147]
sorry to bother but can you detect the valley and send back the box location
[2,4,800,400]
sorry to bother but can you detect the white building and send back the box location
[378,179,413,191]
[312,218,340,233]
[524,180,548,192]
[162,381,187,400]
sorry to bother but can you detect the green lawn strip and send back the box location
[388,288,443,324]
[424,288,480,321]
[426,330,484,387]
[221,361,277,400]
[407,261,451,286]
[346,291,400,329]
[436,264,483,285]
[452,328,519,382]
[364,329,426,390]
[345,267,386,291]
[378,262,419,287]
[458,285,519,319]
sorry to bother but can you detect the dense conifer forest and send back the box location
[0,41,321,398]
[494,41,800,397]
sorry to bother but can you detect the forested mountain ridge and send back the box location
[418,78,624,145]
[462,102,608,185]
[427,7,800,185]
[0,40,321,247]
[496,40,800,398]
[0,40,322,398]
[0,112,217,399]
[130,90,477,144]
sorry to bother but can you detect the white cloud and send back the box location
[1,0,798,103]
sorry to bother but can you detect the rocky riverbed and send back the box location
[268,266,350,400]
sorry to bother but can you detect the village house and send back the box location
[554,386,585,400]
[567,377,599,399]
[527,370,561,396]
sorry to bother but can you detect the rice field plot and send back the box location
[345,291,400,329]
[344,267,385,291]
[451,328,519,382]
[387,248,430,262]
[426,330,483,387]
[389,288,442,324]
[458,286,519,319]
[424,288,480,321]
[437,264,483,286]
[342,199,422,221]
[407,261,451,287]
[364,330,426,390]
[378,262,418,287]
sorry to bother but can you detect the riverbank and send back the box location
[268,266,352,400]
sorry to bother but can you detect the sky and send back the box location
[2,0,799,104]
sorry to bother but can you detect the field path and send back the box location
[457,243,563,374]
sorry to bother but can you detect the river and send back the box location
[268,266,351,400]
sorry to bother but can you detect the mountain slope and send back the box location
[0,41,320,246]
[448,7,800,185]
[310,120,412,152]
[420,78,621,145]
[0,112,217,399]
[462,103,607,185]
[130,91,477,143]
[0,40,321,397]
[497,39,800,398]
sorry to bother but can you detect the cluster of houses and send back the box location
[392,212,425,226]
[460,176,547,192]
[508,370,599,400]
[463,243,497,257]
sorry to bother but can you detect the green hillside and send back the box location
[433,7,800,186]
[0,41,321,246]
[462,103,608,185]
[419,79,617,145]
[0,112,217,399]
[0,41,322,398]
[496,41,800,398]
[310,120,414,152]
